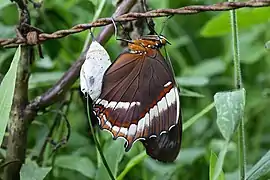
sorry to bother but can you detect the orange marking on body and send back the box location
[128,43,146,52]
[133,39,157,47]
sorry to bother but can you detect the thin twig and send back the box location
[1,0,270,48]
[37,101,71,164]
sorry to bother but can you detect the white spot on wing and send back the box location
[115,102,130,109]
[149,105,159,123]
[107,101,117,109]
[157,96,168,112]
[166,87,176,107]
[105,120,112,128]
[120,127,128,136]
[114,101,141,109]
[164,81,172,87]
[174,87,180,123]
[137,116,145,132]
[128,124,137,136]
[112,126,120,132]
[96,99,140,109]
[145,112,150,127]
[131,101,141,107]
[98,99,108,107]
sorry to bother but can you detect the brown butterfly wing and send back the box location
[141,116,182,162]
[93,49,181,159]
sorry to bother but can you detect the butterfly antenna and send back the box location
[164,46,176,81]
[141,0,157,35]
[159,15,173,35]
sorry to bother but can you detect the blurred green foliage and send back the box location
[0,0,270,179]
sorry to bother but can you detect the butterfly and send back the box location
[93,35,182,162]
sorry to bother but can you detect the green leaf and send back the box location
[179,87,204,98]
[177,148,205,164]
[214,88,246,141]
[0,49,15,68]
[117,151,147,180]
[246,151,270,180]
[240,43,266,64]
[145,148,205,180]
[183,102,215,131]
[0,0,11,10]
[95,139,125,180]
[209,151,225,180]
[225,171,238,180]
[20,160,51,180]
[55,155,95,178]
[0,46,21,146]
[265,40,270,49]
[144,158,178,179]
[209,139,237,153]
[29,72,64,89]
[201,7,270,37]
[183,58,226,77]
[88,0,98,6]
[0,23,14,38]
[213,142,229,180]
[176,76,209,87]
[35,56,54,69]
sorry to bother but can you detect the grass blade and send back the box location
[0,46,21,145]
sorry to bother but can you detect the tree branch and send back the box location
[1,0,270,48]
[4,0,33,179]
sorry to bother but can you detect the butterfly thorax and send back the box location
[128,36,167,57]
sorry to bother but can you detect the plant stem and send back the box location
[213,141,229,180]
[229,0,246,179]
[86,96,115,180]
[230,3,242,89]
[238,117,246,180]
